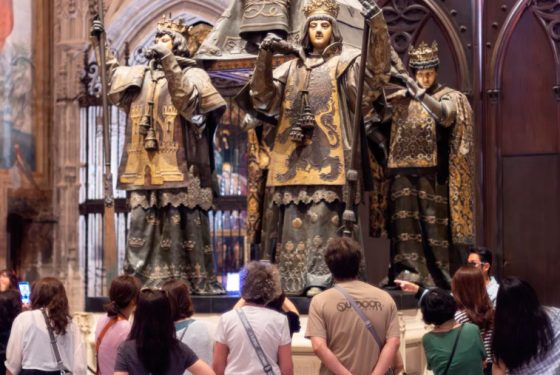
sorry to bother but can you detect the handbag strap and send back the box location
[236,309,274,375]
[442,324,464,375]
[334,285,384,349]
[176,319,195,342]
[95,315,125,375]
[40,308,67,373]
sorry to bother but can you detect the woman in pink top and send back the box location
[95,275,140,375]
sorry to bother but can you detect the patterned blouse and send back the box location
[509,307,560,375]
[455,310,493,364]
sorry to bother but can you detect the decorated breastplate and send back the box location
[117,70,188,190]
[267,56,346,187]
[387,98,437,169]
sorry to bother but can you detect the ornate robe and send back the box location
[249,10,391,294]
[373,84,475,288]
[107,53,227,293]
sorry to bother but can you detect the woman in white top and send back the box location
[162,279,213,374]
[5,277,86,375]
[213,261,293,375]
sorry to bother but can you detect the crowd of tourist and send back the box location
[1,240,559,375]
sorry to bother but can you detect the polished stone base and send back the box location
[85,290,418,313]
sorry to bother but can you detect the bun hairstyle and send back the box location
[104,275,141,317]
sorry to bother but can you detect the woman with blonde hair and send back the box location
[5,277,86,374]
[213,261,293,375]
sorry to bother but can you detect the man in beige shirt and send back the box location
[306,237,400,375]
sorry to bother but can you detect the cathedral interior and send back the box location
[1,0,559,371]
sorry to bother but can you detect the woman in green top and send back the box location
[421,288,486,375]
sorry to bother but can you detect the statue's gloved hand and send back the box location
[260,33,302,58]
[90,18,104,38]
[260,33,283,52]
[404,76,426,100]
[392,68,426,99]
[359,0,382,20]
[390,66,408,82]
[145,44,172,60]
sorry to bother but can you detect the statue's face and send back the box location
[155,33,174,51]
[308,19,333,51]
[415,68,437,89]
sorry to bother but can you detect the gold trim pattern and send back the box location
[128,169,213,211]
[391,187,449,204]
[391,210,448,225]
[272,189,341,205]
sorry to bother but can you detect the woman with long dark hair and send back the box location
[95,275,140,375]
[0,289,22,374]
[451,266,494,374]
[492,277,560,374]
[0,269,19,292]
[114,288,214,375]
[5,277,86,374]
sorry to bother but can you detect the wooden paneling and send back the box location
[500,11,558,155]
[502,155,560,305]
[484,0,560,301]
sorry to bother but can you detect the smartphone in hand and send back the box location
[18,281,30,305]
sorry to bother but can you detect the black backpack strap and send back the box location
[442,324,464,375]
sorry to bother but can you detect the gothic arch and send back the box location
[379,0,472,93]
[490,0,560,90]
[106,0,229,52]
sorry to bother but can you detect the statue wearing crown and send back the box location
[91,16,226,293]
[370,41,475,289]
[248,0,392,296]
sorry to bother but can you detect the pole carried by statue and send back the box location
[88,0,118,292]
[342,0,383,238]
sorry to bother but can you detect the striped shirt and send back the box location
[509,307,560,375]
[455,310,493,364]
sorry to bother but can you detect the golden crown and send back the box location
[157,15,187,34]
[408,41,440,69]
[303,0,340,18]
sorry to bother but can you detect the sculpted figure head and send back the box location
[301,0,342,53]
[409,41,440,89]
[308,18,333,51]
[154,15,190,57]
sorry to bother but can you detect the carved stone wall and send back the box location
[52,0,93,311]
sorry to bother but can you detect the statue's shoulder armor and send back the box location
[386,88,408,102]
[109,65,147,95]
[273,58,298,84]
[182,63,226,115]
[433,86,461,100]
[336,45,361,78]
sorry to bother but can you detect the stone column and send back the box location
[52,0,91,312]
[0,170,9,268]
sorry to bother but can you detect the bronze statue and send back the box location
[91,16,226,294]
[248,0,391,296]
[370,41,475,289]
